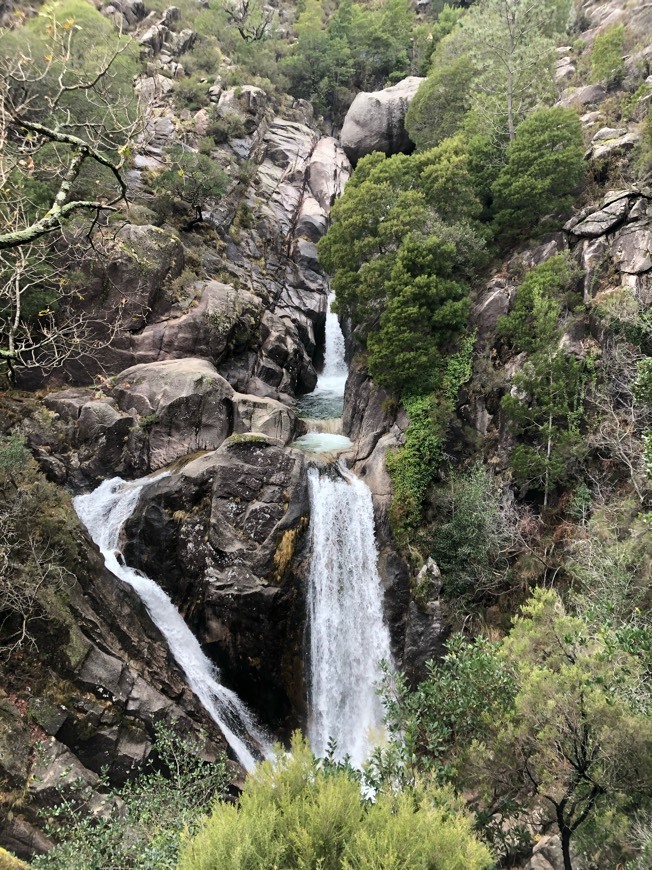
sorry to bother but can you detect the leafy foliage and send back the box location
[179,733,493,870]
[281,0,415,121]
[380,634,516,784]
[467,589,652,870]
[503,350,590,505]
[153,147,229,226]
[491,107,586,238]
[33,723,229,870]
[590,24,626,85]
[497,254,581,353]
[387,395,444,537]
[430,465,516,605]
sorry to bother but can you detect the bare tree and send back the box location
[0,12,143,381]
[587,339,652,503]
[0,13,141,251]
[223,0,275,43]
[0,225,121,383]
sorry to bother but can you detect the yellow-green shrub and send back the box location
[179,734,493,870]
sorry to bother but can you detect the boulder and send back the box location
[216,86,268,135]
[233,394,296,444]
[254,310,318,397]
[587,126,641,161]
[612,220,652,275]
[340,76,424,164]
[131,281,264,366]
[567,190,633,237]
[308,136,351,211]
[111,359,234,469]
[123,438,311,731]
[134,73,175,103]
[558,83,607,108]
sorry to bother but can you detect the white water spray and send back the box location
[74,476,271,772]
[307,466,392,767]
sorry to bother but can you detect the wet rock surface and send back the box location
[122,437,311,733]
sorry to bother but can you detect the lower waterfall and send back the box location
[307,465,392,767]
[74,475,270,773]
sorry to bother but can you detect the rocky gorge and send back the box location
[1,0,652,866]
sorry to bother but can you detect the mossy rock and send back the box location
[0,847,32,869]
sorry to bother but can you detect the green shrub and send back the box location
[405,53,476,150]
[502,350,591,505]
[379,634,516,783]
[154,147,229,225]
[33,723,229,870]
[590,24,626,85]
[367,272,470,396]
[491,107,585,240]
[178,733,493,870]
[173,74,211,111]
[497,253,580,354]
[387,395,443,536]
[430,465,514,605]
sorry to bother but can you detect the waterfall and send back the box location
[298,292,348,420]
[74,475,271,772]
[307,465,392,767]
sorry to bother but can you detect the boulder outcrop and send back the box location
[340,76,424,164]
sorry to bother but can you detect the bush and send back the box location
[178,733,493,870]
[590,24,626,85]
[154,147,229,225]
[430,465,516,605]
[497,253,580,354]
[491,107,585,240]
[387,394,444,537]
[405,53,476,150]
[33,723,229,870]
[367,271,470,395]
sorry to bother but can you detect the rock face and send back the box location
[122,437,311,731]
[402,559,448,685]
[40,358,297,485]
[0,522,229,859]
[340,76,424,164]
[566,188,652,305]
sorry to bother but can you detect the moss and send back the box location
[272,519,307,583]
[225,433,269,446]
[0,846,31,869]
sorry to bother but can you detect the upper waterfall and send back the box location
[307,465,392,767]
[298,292,348,421]
[74,476,271,773]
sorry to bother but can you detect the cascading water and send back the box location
[307,465,392,767]
[74,475,271,772]
[298,292,348,421]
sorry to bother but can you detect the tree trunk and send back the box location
[560,822,573,870]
